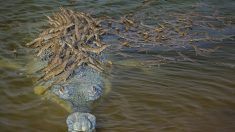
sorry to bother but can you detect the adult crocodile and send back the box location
[27,8,111,132]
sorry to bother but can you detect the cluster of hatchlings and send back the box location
[27,8,108,87]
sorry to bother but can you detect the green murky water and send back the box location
[0,0,235,131]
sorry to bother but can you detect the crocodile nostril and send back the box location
[92,86,96,91]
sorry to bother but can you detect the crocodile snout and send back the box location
[66,112,96,132]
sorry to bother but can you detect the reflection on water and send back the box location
[0,0,235,132]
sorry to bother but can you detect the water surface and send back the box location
[0,0,235,132]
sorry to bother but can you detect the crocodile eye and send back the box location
[59,87,64,94]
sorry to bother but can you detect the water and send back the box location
[0,0,235,131]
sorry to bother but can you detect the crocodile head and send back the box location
[51,67,103,102]
[50,67,103,131]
